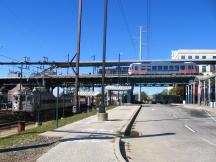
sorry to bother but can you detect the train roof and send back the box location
[130,61,196,65]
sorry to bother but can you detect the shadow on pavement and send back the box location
[135,118,191,123]
[52,130,119,136]
[0,141,57,153]
[60,136,114,142]
[125,132,176,138]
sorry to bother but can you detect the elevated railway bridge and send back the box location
[0,59,215,106]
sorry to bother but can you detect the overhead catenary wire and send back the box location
[0,54,53,75]
[117,0,137,55]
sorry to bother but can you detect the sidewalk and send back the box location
[37,105,140,162]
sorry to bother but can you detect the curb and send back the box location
[114,105,142,162]
[121,105,142,136]
[114,137,126,162]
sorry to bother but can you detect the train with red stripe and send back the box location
[128,62,199,75]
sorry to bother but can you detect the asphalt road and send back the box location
[123,104,216,162]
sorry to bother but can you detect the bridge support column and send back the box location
[208,78,211,106]
[203,81,206,105]
[186,85,188,104]
[106,90,112,106]
[215,77,216,106]
[127,85,134,104]
[127,90,131,103]
[189,84,192,104]
[198,80,201,105]
[109,90,112,105]
[193,82,196,104]
[187,85,191,104]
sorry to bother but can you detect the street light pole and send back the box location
[98,0,108,121]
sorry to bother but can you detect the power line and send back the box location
[117,0,137,55]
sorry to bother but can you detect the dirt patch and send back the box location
[130,131,139,137]
[0,136,60,162]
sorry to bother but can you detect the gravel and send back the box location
[0,136,60,162]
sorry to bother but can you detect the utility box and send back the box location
[17,121,25,132]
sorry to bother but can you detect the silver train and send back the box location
[128,62,199,75]
[11,87,74,113]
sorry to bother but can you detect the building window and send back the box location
[202,56,206,59]
[181,56,185,59]
[213,56,216,59]
[188,56,192,59]
[195,56,199,59]
[202,66,206,72]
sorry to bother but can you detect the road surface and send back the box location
[123,104,216,162]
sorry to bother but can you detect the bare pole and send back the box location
[74,0,82,113]
[139,26,142,60]
[138,26,142,102]
[100,0,108,114]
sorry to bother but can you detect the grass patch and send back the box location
[0,105,116,148]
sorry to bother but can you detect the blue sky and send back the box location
[0,0,216,94]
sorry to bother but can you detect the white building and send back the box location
[171,49,216,75]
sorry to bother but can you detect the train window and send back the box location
[158,66,162,70]
[141,66,145,70]
[188,66,192,70]
[175,66,179,70]
[135,66,138,70]
[202,56,206,59]
[181,56,185,59]
[195,56,199,59]
[152,66,157,71]
[188,56,192,59]
[169,66,174,71]
[181,66,185,70]
[146,66,151,70]
[164,66,168,70]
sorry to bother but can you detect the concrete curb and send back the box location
[114,137,126,162]
[121,105,142,136]
[114,105,142,162]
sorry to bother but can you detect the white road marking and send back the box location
[199,137,216,147]
[204,110,216,122]
[185,124,196,133]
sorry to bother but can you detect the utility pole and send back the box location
[66,54,70,75]
[118,52,122,105]
[66,54,70,94]
[139,26,142,60]
[74,0,82,113]
[91,55,96,74]
[56,86,59,128]
[138,26,143,102]
[98,0,108,121]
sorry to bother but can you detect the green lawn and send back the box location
[0,105,116,148]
